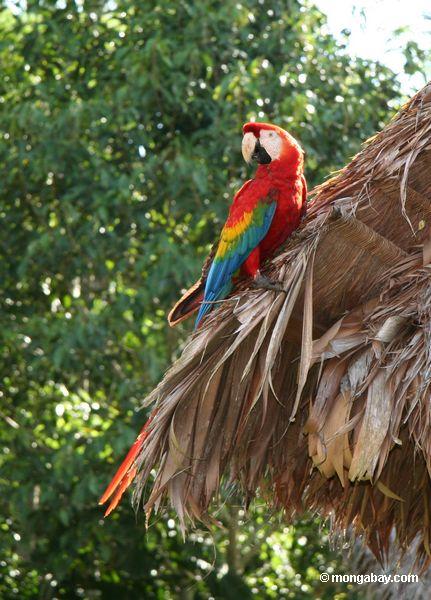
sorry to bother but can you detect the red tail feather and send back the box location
[99,411,156,516]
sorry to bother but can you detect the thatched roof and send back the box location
[121,84,431,568]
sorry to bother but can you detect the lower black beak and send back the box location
[252,139,272,164]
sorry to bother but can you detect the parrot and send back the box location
[168,121,307,328]
[99,122,307,516]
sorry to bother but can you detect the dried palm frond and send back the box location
[119,83,431,567]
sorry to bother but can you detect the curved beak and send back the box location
[241,132,256,163]
[242,132,272,165]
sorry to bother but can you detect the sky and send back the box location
[315,0,431,93]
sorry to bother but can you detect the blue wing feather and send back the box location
[195,200,276,327]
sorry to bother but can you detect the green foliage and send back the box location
[0,0,420,597]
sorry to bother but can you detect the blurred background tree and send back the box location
[0,0,428,597]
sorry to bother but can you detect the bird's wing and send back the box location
[195,186,277,327]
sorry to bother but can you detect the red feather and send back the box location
[99,410,157,516]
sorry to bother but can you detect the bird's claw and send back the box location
[253,274,286,293]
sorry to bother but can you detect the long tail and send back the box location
[168,242,218,327]
[99,411,156,516]
[195,281,233,328]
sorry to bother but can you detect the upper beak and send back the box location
[241,132,256,163]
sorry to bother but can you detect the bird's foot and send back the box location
[253,272,286,293]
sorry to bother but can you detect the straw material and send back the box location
[132,83,431,568]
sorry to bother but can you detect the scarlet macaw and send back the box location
[168,121,307,328]
[99,122,307,515]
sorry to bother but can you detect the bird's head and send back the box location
[241,122,303,173]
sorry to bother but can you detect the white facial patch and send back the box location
[259,129,282,160]
[242,132,256,163]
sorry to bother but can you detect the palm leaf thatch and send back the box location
[130,83,431,568]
